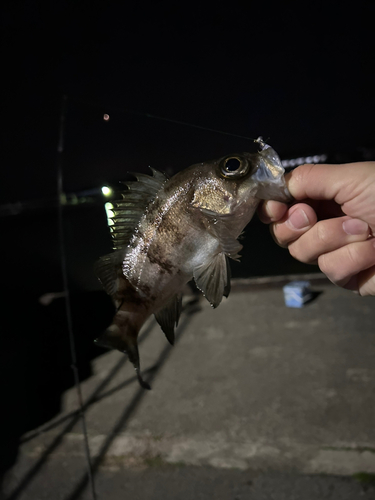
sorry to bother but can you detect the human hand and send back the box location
[258,162,375,296]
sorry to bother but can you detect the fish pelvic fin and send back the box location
[193,252,231,308]
[95,311,151,390]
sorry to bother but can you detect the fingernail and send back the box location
[342,219,368,235]
[286,208,310,230]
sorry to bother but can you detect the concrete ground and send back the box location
[3,277,375,499]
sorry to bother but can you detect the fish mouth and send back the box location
[251,139,293,202]
[252,139,285,182]
[253,161,284,182]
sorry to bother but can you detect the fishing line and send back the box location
[53,93,247,500]
[57,95,97,500]
[70,96,256,142]
[136,111,255,141]
[51,94,257,499]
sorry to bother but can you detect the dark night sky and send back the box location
[2,1,375,203]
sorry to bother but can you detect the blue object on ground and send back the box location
[283,281,312,308]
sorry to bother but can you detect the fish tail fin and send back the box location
[95,312,151,390]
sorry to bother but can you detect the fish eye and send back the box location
[220,155,249,178]
[225,158,241,171]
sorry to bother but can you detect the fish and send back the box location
[95,137,291,389]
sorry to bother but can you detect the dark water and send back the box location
[0,203,315,480]
[3,201,314,294]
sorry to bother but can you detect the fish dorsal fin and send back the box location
[200,208,243,260]
[193,253,231,308]
[94,249,125,296]
[154,294,182,345]
[110,167,168,250]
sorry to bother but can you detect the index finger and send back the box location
[258,200,289,223]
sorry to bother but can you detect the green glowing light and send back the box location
[104,202,114,226]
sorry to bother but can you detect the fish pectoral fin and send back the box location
[193,253,231,308]
[199,208,243,260]
[154,294,182,345]
[94,249,125,296]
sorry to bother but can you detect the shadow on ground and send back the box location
[2,296,201,500]
[0,290,114,480]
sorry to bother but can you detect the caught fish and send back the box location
[95,137,291,388]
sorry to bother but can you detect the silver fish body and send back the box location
[95,138,291,388]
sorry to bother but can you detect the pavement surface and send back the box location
[3,278,375,499]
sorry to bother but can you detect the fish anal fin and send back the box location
[95,313,151,390]
[193,252,231,308]
[154,294,182,345]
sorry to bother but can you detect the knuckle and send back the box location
[289,240,316,264]
[344,243,363,269]
[318,253,335,279]
[288,242,300,260]
[344,243,367,269]
[294,163,316,186]
[318,245,360,283]
[315,222,331,246]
